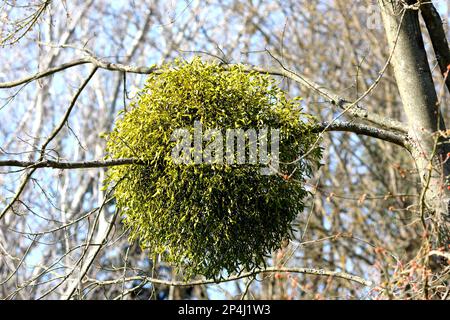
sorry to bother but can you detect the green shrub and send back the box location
[104,58,322,279]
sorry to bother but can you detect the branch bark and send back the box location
[0,121,409,172]
[421,2,450,92]
[86,266,372,290]
[378,0,450,247]
[0,55,406,135]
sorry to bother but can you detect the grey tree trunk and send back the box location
[377,1,450,247]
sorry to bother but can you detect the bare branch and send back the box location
[0,121,408,174]
[0,55,406,135]
[0,158,139,170]
[87,266,373,291]
[316,121,407,148]
[0,59,91,89]
[0,67,98,221]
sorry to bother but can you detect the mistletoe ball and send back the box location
[104,58,322,279]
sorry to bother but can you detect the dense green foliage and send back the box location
[104,58,322,279]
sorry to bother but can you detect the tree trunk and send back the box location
[377,1,450,248]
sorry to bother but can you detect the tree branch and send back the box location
[0,67,98,221]
[315,121,407,148]
[421,2,450,92]
[86,266,373,290]
[241,66,407,134]
[0,59,91,89]
[0,158,139,169]
[0,121,408,171]
[0,55,406,134]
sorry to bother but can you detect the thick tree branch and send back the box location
[243,66,407,134]
[421,2,450,92]
[378,0,450,248]
[316,121,407,147]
